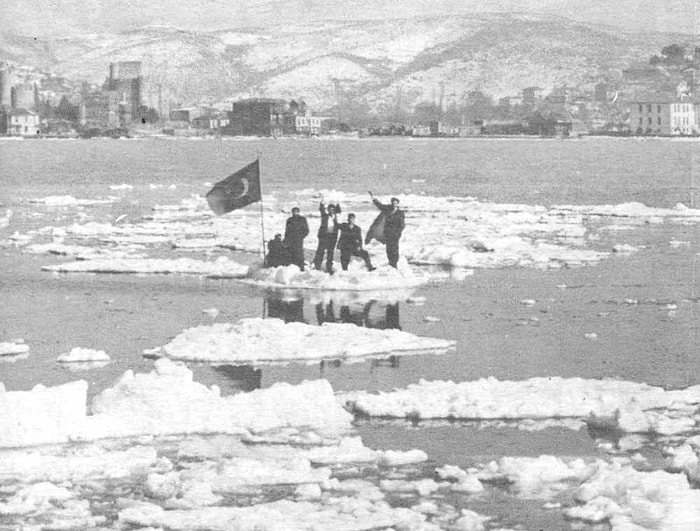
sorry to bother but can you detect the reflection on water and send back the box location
[264,291,402,330]
[193,364,262,395]
[264,290,405,372]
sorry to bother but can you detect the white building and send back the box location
[1,109,40,136]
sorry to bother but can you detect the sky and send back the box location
[2,0,698,38]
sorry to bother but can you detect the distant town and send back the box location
[2,43,700,139]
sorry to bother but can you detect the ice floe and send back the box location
[57,347,110,363]
[0,341,29,356]
[342,377,700,434]
[42,256,249,277]
[242,261,432,290]
[27,195,115,206]
[144,317,455,364]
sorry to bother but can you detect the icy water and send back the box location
[2,136,700,529]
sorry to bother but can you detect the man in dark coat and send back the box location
[266,233,289,267]
[313,201,339,273]
[284,207,309,270]
[369,192,405,268]
[336,213,375,271]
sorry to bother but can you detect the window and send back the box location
[639,117,643,124]
[658,117,661,125]
[639,105,643,112]
[647,105,652,112]
[658,105,661,113]
[648,117,652,124]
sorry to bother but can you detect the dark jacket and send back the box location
[336,223,364,252]
[316,202,339,239]
[373,199,405,240]
[284,215,309,244]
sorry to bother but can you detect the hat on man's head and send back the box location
[391,197,400,203]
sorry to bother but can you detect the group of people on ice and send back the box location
[266,192,405,273]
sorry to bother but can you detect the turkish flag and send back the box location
[205,160,262,215]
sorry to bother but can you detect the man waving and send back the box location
[369,192,405,268]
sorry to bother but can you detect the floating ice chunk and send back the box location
[27,195,114,206]
[566,461,700,528]
[482,456,593,499]
[665,444,700,481]
[90,359,352,438]
[0,341,29,356]
[342,377,700,434]
[147,318,455,364]
[0,208,11,227]
[612,243,638,254]
[202,307,220,318]
[670,239,691,248]
[453,509,491,531]
[378,449,428,466]
[584,333,597,340]
[423,316,440,322]
[0,445,163,484]
[407,296,427,305]
[0,360,352,447]
[245,263,431,291]
[57,347,110,363]
[380,478,443,496]
[0,380,88,447]
[520,299,536,306]
[119,498,427,530]
[0,482,74,515]
[43,256,249,278]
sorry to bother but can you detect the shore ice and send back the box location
[145,317,456,364]
[342,377,700,434]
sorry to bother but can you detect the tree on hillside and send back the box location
[661,44,685,64]
[55,96,79,123]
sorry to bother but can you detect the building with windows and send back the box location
[0,108,40,136]
[227,98,288,136]
[630,92,698,135]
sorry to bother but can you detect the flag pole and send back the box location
[257,152,267,265]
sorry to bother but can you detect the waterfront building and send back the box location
[0,108,40,136]
[630,90,699,135]
[227,98,288,136]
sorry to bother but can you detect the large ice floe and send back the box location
[22,189,700,276]
[342,377,700,435]
[242,261,432,291]
[144,317,455,364]
[42,256,249,277]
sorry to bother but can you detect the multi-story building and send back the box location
[227,98,288,136]
[630,92,698,135]
[104,62,142,121]
[0,108,40,136]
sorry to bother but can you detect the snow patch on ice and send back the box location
[43,256,249,277]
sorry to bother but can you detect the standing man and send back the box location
[336,213,376,271]
[369,192,405,268]
[284,206,309,270]
[313,201,339,273]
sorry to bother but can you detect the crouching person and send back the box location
[266,233,289,267]
[336,213,375,271]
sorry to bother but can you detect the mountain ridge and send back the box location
[0,13,689,115]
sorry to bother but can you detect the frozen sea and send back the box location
[2,136,700,529]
